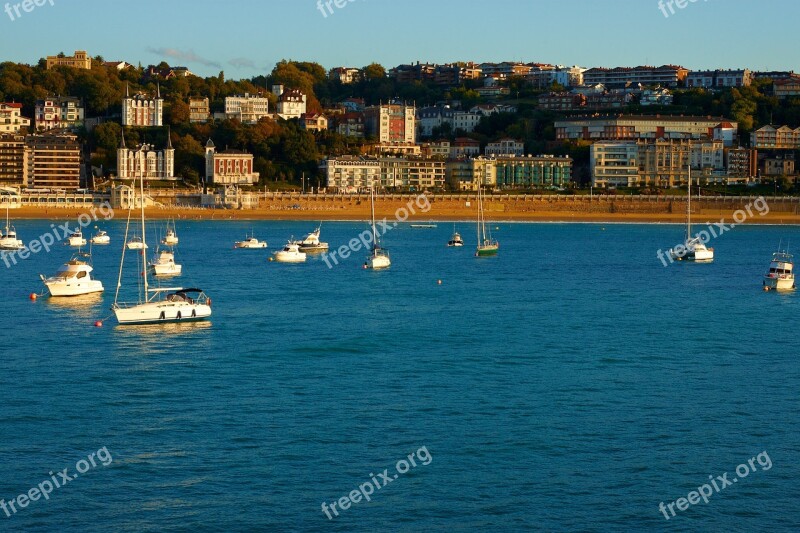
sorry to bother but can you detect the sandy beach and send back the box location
[9,195,800,224]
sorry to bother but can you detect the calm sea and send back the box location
[1,219,799,532]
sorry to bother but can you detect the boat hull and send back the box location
[476,244,499,257]
[114,302,212,325]
[151,264,183,277]
[235,243,267,249]
[274,252,306,263]
[366,255,391,269]
[45,280,104,297]
[764,275,795,290]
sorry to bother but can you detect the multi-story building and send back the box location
[591,139,726,187]
[555,115,736,143]
[582,65,688,87]
[479,62,533,79]
[725,147,757,179]
[25,133,82,189]
[527,65,586,89]
[116,131,176,181]
[390,63,437,84]
[300,113,328,132]
[46,50,92,70]
[486,139,525,157]
[686,69,753,88]
[450,138,481,158]
[420,141,451,159]
[329,67,361,84]
[773,76,800,99]
[0,103,31,134]
[433,63,482,86]
[274,86,307,120]
[538,92,587,111]
[321,157,381,191]
[763,155,795,177]
[205,139,259,186]
[640,88,673,106]
[322,156,445,191]
[447,155,572,190]
[364,102,416,144]
[750,125,800,150]
[0,134,27,187]
[189,98,211,123]
[35,97,84,131]
[447,157,497,190]
[225,93,270,124]
[335,112,365,137]
[416,106,482,137]
[122,84,164,127]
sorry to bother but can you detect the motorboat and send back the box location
[234,232,268,249]
[149,249,182,277]
[298,226,329,253]
[274,241,307,263]
[126,236,148,250]
[0,206,24,251]
[448,227,464,247]
[91,230,110,245]
[764,250,795,291]
[40,255,104,297]
[162,220,179,246]
[67,229,87,247]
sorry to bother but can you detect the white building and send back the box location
[116,131,175,181]
[485,139,525,157]
[122,84,163,127]
[0,103,31,134]
[224,93,270,124]
[273,85,307,120]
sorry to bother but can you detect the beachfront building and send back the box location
[35,97,84,131]
[189,98,211,123]
[322,156,445,191]
[364,102,416,144]
[686,69,753,88]
[116,132,176,181]
[447,155,573,191]
[204,139,259,186]
[25,133,82,190]
[0,103,31,134]
[122,84,164,127]
[591,139,727,188]
[555,115,737,143]
[750,125,800,150]
[726,148,758,180]
[225,93,270,124]
[447,157,497,191]
[485,139,525,157]
[46,51,92,70]
[0,134,27,187]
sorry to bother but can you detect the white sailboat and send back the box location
[475,186,499,257]
[40,252,104,297]
[669,166,714,263]
[0,206,24,251]
[365,187,391,269]
[112,171,211,325]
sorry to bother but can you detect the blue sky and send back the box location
[1,0,797,79]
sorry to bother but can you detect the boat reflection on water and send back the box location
[46,292,105,319]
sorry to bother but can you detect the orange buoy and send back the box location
[94,321,103,327]
[29,293,38,301]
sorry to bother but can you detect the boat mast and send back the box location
[370,186,379,251]
[687,154,692,241]
[139,159,149,301]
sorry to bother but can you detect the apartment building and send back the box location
[0,103,31,134]
[583,65,688,87]
[555,115,736,143]
[364,102,416,144]
[35,97,84,131]
[322,156,445,190]
[485,139,524,157]
[225,93,270,124]
[750,125,800,150]
[686,69,753,88]
[26,134,82,189]
[189,98,211,123]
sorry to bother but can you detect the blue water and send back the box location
[1,219,799,532]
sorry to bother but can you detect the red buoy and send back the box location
[94,321,103,328]
[29,293,38,301]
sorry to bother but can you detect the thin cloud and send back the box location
[146,47,222,69]
[229,57,256,69]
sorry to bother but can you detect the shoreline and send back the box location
[8,206,800,225]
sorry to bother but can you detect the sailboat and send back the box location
[364,187,391,269]
[112,171,211,325]
[475,186,499,257]
[0,206,24,251]
[669,166,714,263]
